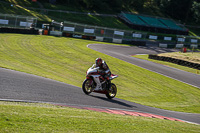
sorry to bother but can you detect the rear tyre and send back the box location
[82,79,93,95]
[106,83,117,99]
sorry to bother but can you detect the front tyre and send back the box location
[82,79,93,95]
[106,83,117,99]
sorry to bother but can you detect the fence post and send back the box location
[26,17,28,28]
[35,18,37,29]
[74,23,77,34]
[15,16,17,28]
[84,24,87,35]
[113,29,115,39]
[94,26,97,37]
[104,28,106,38]
[4,14,6,27]
[122,30,124,40]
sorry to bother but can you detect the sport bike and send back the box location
[82,65,118,99]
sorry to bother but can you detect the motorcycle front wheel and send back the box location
[106,83,117,99]
[82,79,93,95]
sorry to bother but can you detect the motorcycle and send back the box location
[82,65,118,99]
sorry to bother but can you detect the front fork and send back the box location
[107,80,111,91]
[86,77,95,91]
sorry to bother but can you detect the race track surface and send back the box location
[88,44,200,88]
[1,44,200,124]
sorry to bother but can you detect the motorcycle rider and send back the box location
[93,58,111,91]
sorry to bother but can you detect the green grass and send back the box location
[49,13,131,30]
[0,3,51,22]
[133,54,200,74]
[0,34,200,113]
[0,101,200,133]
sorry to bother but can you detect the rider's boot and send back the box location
[93,77,102,91]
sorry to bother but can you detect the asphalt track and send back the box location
[0,44,200,124]
[88,44,200,89]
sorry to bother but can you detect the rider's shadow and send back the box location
[90,95,137,108]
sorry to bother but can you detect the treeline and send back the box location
[45,0,200,24]
[156,0,200,24]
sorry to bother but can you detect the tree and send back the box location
[191,1,200,23]
[82,0,95,8]
[159,0,192,22]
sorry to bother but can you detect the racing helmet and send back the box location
[96,58,102,66]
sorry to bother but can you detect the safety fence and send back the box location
[0,14,37,29]
[0,14,199,49]
[61,21,200,48]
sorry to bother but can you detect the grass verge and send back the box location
[0,101,200,133]
[0,34,200,113]
[158,52,200,64]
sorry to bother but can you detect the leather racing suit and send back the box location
[93,60,111,90]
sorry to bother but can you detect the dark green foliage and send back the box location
[191,1,200,23]
[47,0,199,24]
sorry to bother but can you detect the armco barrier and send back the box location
[159,43,168,48]
[190,44,198,48]
[113,38,122,43]
[49,31,62,36]
[159,43,199,49]
[95,36,104,41]
[176,44,184,48]
[148,54,200,70]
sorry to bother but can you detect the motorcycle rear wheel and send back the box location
[106,83,117,99]
[82,79,93,95]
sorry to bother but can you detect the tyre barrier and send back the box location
[62,32,73,37]
[148,54,200,70]
[0,27,39,35]
[131,40,146,46]
[62,32,96,40]
[82,35,96,40]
